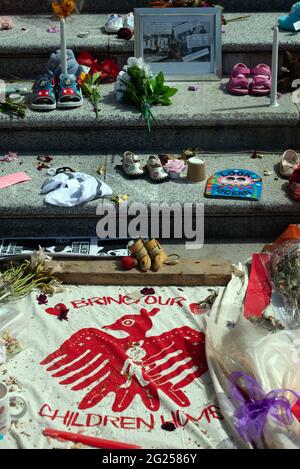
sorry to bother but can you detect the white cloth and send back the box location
[0,285,239,449]
[41,172,112,207]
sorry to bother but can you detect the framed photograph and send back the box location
[134,7,222,81]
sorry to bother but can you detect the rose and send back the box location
[96,58,120,82]
[77,51,93,67]
[77,53,120,83]
[117,27,133,40]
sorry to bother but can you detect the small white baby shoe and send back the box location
[122,151,145,177]
[104,14,123,33]
[146,155,169,183]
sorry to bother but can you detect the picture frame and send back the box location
[134,7,222,81]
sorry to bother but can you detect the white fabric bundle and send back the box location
[41,172,112,207]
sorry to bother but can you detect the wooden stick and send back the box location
[57,258,232,287]
[226,16,251,23]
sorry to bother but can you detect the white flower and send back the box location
[142,64,152,77]
[50,282,64,294]
[126,56,152,77]
[127,57,139,68]
[43,259,63,275]
[30,247,51,270]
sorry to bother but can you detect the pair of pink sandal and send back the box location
[227,63,271,96]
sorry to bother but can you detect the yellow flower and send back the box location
[78,71,88,86]
[52,0,76,18]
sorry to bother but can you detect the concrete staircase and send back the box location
[0,1,299,242]
[0,1,296,14]
[2,12,300,78]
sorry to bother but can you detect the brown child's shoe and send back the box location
[127,238,151,272]
[144,239,168,272]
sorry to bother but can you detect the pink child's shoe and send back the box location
[227,63,251,95]
[250,64,272,96]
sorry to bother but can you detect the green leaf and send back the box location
[92,72,101,84]
[155,71,165,89]
[163,87,178,98]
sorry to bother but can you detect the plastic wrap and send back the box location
[206,268,300,449]
[262,241,300,328]
[0,306,25,362]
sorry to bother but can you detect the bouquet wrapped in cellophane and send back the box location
[267,240,300,327]
[205,237,300,448]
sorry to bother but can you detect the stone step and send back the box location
[0,152,298,239]
[0,0,294,15]
[154,239,272,265]
[0,80,298,153]
[1,13,299,79]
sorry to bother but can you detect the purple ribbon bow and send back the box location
[229,371,300,442]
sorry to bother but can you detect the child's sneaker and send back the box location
[30,74,56,111]
[278,2,300,31]
[104,14,123,33]
[56,74,83,108]
[123,12,134,31]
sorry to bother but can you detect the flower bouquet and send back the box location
[206,269,300,449]
[79,71,102,118]
[115,57,177,131]
[0,248,63,304]
[77,53,120,118]
[264,240,300,328]
[0,96,27,119]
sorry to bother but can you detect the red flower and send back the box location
[77,51,93,67]
[117,27,133,41]
[89,60,103,75]
[77,53,120,83]
[99,58,120,80]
